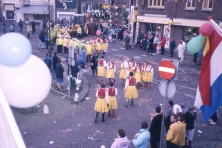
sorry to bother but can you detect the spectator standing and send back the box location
[91,53,98,75]
[165,100,174,133]
[149,106,163,148]
[32,21,36,34]
[9,23,14,32]
[185,107,197,148]
[209,111,218,125]
[147,34,154,55]
[133,121,150,148]
[166,113,186,148]
[180,103,188,114]
[111,129,130,148]
[45,34,50,50]
[55,59,64,91]
[160,35,166,55]
[142,34,148,50]
[39,30,45,49]
[18,19,23,33]
[52,52,59,79]
[27,26,31,38]
[72,57,79,79]
[177,40,186,62]
[44,53,52,71]
[170,38,176,57]
[153,35,160,53]
[125,35,130,49]
[2,23,6,34]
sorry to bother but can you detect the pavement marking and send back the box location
[110,49,118,51]
[183,93,195,99]
[119,48,125,49]
[152,81,158,84]
[180,85,197,91]
[142,54,147,56]
[33,50,39,52]
[133,56,141,59]
[153,79,161,82]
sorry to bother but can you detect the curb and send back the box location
[70,74,90,104]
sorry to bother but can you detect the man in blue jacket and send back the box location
[133,121,150,148]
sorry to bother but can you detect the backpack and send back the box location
[44,58,52,67]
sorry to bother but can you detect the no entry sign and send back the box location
[158,60,175,80]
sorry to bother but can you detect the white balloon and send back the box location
[0,55,51,108]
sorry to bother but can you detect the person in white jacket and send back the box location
[111,129,130,148]
[177,40,186,61]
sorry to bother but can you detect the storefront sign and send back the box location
[172,18,205,27]
[137,15,169,24]
[163,25,171,49]
[144,14,167,18]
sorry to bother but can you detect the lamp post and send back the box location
[48,0,52,58]
[128,0,131,32]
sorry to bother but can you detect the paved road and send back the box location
[1,22,222,148]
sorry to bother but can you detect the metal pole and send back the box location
[128,0,131,32]
[68,75,71,99]
[159,79,170,148]
[48,0,52,58]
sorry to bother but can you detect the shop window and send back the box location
[34,14,47,20]
[183,26,199,42]
[6,11,14,19]
[186,0,195,10]
[148,0,164,8]
[202,0,213,10]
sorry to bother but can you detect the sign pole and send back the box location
[159,79,170,148]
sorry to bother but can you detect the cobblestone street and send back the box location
[1,22,222,148]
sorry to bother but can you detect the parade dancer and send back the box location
[90,37,96,52]
[97,56,107,83]
[133,62,143,86]
[119,58,129,84]
[57,35,63,53]
[94,83,109,123]
[106,82,118,117]
[142,61,153,88]
[106,59,116,83]
[124,72,138,107]
[129,58,136,73]
[96,37,102,54]
[102,36,108,55]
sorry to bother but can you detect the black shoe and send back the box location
[102,119,105,122]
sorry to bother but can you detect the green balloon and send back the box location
[187,35,206,54]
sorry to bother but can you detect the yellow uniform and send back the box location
[119,61,129,80]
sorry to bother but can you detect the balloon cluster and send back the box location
[0,33,51,108]
[187,22,214,54]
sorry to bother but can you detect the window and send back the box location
[186,0,195,9]
[202,0,213,10]
[148,0,164,8]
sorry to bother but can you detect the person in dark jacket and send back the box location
[32,21,36,34]
[39,30,45,49]
[18,19,23,33]
[147,35,154,55]
[91,53,98,75]
[55,59,64,90]
[185,107,197,148]
[2,23,6,34]
[170,38,176,57]
[149,106,163,148]
[72,57,79,78]
[52,52,59,79]
[125,35,130,49]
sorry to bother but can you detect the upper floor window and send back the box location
[202,0,213,10]
[186,0,195,9]
[148,0,164,8]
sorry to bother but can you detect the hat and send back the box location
[188,106,195,111]
[180,103,185,107]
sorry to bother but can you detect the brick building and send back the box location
[136,1,222,47]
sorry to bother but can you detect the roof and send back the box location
[16,5,51,14]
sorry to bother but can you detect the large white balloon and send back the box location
[0,55,51,108]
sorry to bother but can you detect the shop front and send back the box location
[137,15,207,47]
[3,4,15,21]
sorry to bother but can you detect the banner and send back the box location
[163,25,171,49]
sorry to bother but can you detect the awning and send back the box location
[17,6,50,14]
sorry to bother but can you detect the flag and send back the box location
[194,20,222,123]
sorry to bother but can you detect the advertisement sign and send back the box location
[163,25,171,49]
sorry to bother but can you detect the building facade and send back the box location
[136,0,222,46]
[55,0,77,20]
[2,0,20,21]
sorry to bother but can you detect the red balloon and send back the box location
[199,22,214,36]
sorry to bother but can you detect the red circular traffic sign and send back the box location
[158,60,175,80]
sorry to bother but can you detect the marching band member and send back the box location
[97,56,107,83]
[106,59,116,82]
[96,37,102,54]
[124,72,138,107]
[85,41,92,63]
[94,83,109,123]
[102,36,108,54]
[142,61,153,88]
[133,62,143,86]
[119,58,129,84]
[106,82,118,117]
